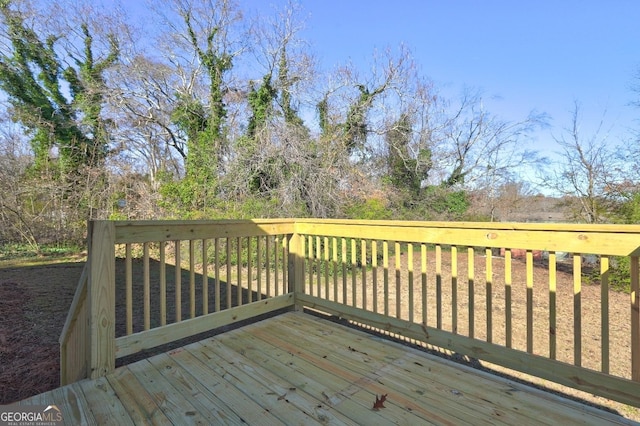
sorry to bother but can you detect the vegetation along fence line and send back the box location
[60,219,640,408]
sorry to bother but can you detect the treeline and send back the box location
[0,0,638,249]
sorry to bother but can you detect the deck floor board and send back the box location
[166,347,286,425]
[146,352,249,424]
[249,316,505,425]
[19,311,636,425]
[186,340,325,425]
[77,377,133,426]
[228,320,458,425]
[268,313,595,425]
[213,328,405,425]
[191,339,357,425]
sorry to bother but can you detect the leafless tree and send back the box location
[435,89,546,189]
[107,55,185,187]
[222,1,350,218]
[469,180,535,222]
[0,112,37,247]
[544,102,618,223]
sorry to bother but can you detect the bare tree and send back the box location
[222,1,353,218]
[249,0,315,124]
[107,55,185,188]
[469,180,534,222]
[544,102,618,223]
[0,111,37,248]
[435,89,546,188]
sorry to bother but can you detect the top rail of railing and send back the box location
[112,219,296,243]
[293,219,640,256]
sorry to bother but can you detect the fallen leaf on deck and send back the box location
[372,394,387,410]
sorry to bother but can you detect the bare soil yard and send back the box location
[0,259,84,404]
[0,254,639,422]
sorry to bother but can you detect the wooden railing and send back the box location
[60,219,296,384]
[59,262,88,385]
[292,219,640,408]
[60,219,640,408]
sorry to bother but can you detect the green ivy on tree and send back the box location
[0,2,117,175]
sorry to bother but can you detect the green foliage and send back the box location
[584,256,632,293]
[278,46,302,127]
[344,198,392,220]
[0,242,82,261]
[423,187,470,219]
[242,75,283,197]
[612,192,640,224]
[0,4,117,174]
[344,85,371,151]
[165,93,222,211]
[207,195,282,220]
[600,191,640,293]
[158,177,208,215]
[608,257,632,292]
[387,185,471,221]
[247,75,276,138]
[109,211,128,221]
[165,8,237,213]
[385,113,432,195]
[317,96,329,135]
[248,158,284,195]
[444,164,466,187]
[183,10,231,144]
[171,95,209,141]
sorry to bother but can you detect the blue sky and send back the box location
[122,0,639,156]
[275,0,639,153]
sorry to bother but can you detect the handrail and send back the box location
[293,219,640,256]
[293,218,640,233]
[59,263,88,346]
[292,219,640,408]
[60,219,298,382]
[59,262,89,385]
[59,219,640,409]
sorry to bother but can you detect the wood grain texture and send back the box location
[88,221,116,379]
[298,295,640,409]
[27,312,636,425]
[61,218,640,413]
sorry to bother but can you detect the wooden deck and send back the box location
[24,311,635,425]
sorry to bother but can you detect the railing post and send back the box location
[632,255,640,382]
[288,232,304,311]
[88,220,116,379]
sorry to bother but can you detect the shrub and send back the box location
[344,198,392,220]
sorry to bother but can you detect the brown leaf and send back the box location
[372,394,387,410]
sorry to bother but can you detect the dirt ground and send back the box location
[0,260,84,404]
[1,253,639,422]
